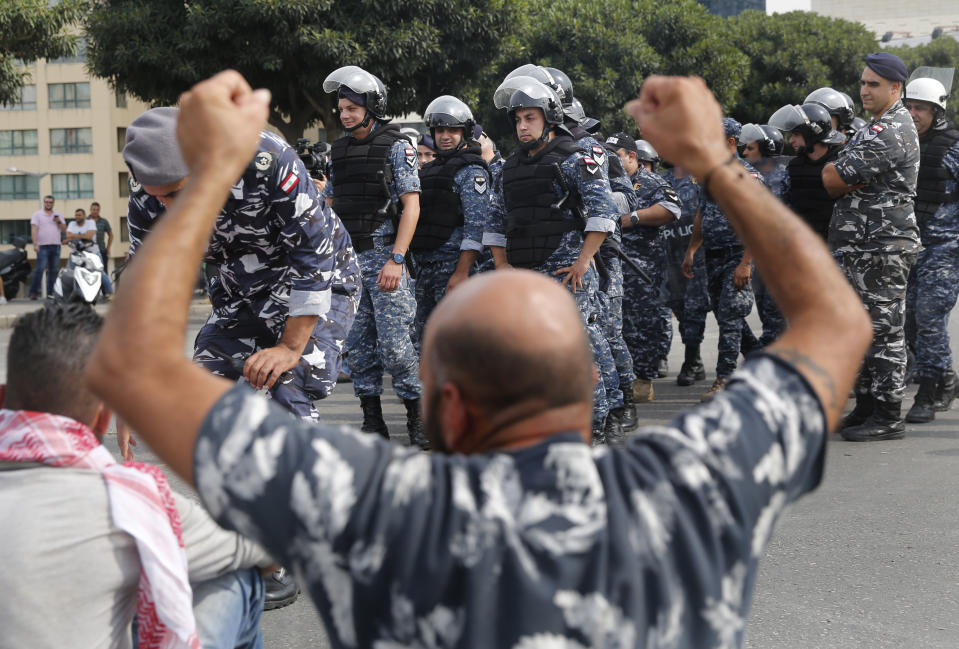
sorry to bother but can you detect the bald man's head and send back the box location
[421,270,594,451]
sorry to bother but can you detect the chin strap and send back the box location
[517,126,551,151]
[345,110,374,133]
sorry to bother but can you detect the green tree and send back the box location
[727,10,877,125]
[475,0,747,150]
[890,36,959,126]
[83,0,520,142]
[0,0,81,105]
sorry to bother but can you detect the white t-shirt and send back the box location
[67,219,97,237]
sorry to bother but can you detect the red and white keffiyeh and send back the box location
[0,409,200,649]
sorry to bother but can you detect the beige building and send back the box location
[0,51,150,293]
[808,0,959,42]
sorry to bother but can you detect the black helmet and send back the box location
[850,116,867,131]
[323,66,388,131]
[769,103,843,151]
[634,140,659,165]
[494,76,565,150]
[423,95,476,147]
[804,87,855,129]
[567,97,600,132]
[543,67,574,108]
[739,123,784,157]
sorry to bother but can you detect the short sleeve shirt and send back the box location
[67,220,97,237]
[31,210,63,246]
[194,353,826,649]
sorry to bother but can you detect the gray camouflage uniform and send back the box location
[829,99,920,405]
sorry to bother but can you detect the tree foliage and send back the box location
[890,36,959,126]
[726,10,877,125]
[0,0,81,105]
[83,0,520,142]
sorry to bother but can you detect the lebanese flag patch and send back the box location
[474,175,487,194]
[870,123,885,134]
[280,171,299,193]
[405,147,416,167]
[590,144,606,166]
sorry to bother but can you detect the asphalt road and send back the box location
[2,307,957,648]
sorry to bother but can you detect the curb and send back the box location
[0,302,212,329]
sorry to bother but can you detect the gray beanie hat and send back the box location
[122,107,190,186]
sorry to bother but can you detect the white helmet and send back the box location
[906,77,948,110]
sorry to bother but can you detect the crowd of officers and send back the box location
[312,54,958,446]
[121,52,956,450]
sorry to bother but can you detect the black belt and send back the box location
[350,234,395,253]
[704,245,744,259]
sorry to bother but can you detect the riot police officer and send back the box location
[322,65,427,448]
[821,52,920,441]
[805,87,857,139]
[483,76,620,443]
[903,76,959,423]
[769,102,845,240]
[410,96,490,338]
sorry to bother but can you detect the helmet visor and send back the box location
[424,95,472,127]
[494,75,543,109]
[323,66,380,95]
[768,105,808,133]
[738,123,766,145]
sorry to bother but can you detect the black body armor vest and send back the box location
[915,125,959,226]
[502,136,583,268]
[787,146,839,240]
[330,124,408,241]
[410,141,487,252]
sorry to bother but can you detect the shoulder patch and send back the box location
[870,123,885,134]
[580,156,600,179]
[473,175,487,194]
[663,187,680,203]
[280,170,300,194]
[590,144,607,166]
[253,151,274,172]
[404,146,416,168]
[749,171,761,180]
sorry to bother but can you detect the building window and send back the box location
[117,127,127,153]
[50,37,88,64]
[119,172,129,198]
[48,82,91,109]
[115,89,127,109]
[50,128,93,154]
[0,130,39,155]
[120,216,129,242]
[52,173,94,199]
[0,219,32,243]
[0,85,37,111]
[0,175,40,201]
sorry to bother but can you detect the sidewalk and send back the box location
[0,296,213,328]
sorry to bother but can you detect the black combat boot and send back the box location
[905,376,938,424]
[840,399,905,442]
[590,419,607,446]
[403,398,430,451]
[264,567,299,610]
[677,344,705,386]
[933,368,958,412]
[359,396,389,439]
[839,392,874,430]
[604,411,626,446]
[618,391,639,432]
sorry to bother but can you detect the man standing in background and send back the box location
[29,195,64,300]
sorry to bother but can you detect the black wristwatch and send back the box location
[392,252,405,265]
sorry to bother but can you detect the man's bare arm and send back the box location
[620,204,672,229]
[86,71,271,484]
[627,77,871,431]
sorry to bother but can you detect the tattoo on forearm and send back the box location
[768,347,840,413]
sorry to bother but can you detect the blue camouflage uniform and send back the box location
[621,168,680,381]
[322,123,423,401]
[409,145,490,342]
[127,131,361,421]
[829,99,920,405]
[700,156,766,379]
[660,169,709,347]
[194,352,828,649]
[484,135,619,424]
[751,157,790,347]
[905,128,959,380]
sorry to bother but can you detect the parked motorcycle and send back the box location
[0,236,31,298]
[53,239,104,304]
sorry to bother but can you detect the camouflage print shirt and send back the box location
[128,132,360,329]
[829,99,920,254]
[622,168,680,260]
[756,156,791,201]
[701,156,766,251]
[414,163,490,264]
[920,139,959,245]
[194,352,826,649]
[660,170,703,267]
[483,145,618,271]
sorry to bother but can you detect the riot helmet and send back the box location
[423,95,476,150]
[769,103,842,152]
[634,140,659,165]
[567,97,600,132]
[804,87,855,129]
[850,117,867,131]
[905,77,948,110]
[543,67,574,108]
[495,76,565,150]
[739,123,783,157]
[323,66,388,131]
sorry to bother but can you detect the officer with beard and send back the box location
[903,76,959,423]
